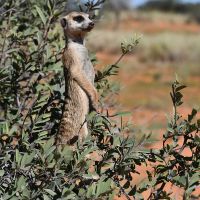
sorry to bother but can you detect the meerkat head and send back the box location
[61,12,94,38]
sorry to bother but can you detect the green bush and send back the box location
[0,0,199,199]
[139,0,200,24]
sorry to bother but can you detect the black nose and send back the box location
[89,22,94,27]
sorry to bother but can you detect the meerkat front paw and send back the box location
[91,89,98,111]
[91,102,98,112]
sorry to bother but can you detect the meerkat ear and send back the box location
[60,18,67,28]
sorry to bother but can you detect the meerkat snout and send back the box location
[88,21,94,28]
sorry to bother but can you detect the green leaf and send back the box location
[188,109,197,122]
[96,178,112,198]
[0,170,5,176]
[86,184,96,198]
[20,152,35,168]
[123,181,130,189]
[174,176,187,187]
[61,146,73,162]
[114,111,131,117]
[197,119,200,128]
[78,188,86,196]
[189,173,200,187]
[176,85,186,92]
[64,194,77,199]
[44,146,56,159]
[109,191,116,200]
[16,149,22,166]
[128,185,137,196]
[77,146,98,163]
[44,189,56,196]
[42,138,55,154]
[35,5,47,25]
[16,176,26,191]
[9,197,18,200]
[167,127,174,133]
[47,0,54,13]
[22,188,31,198]
[43,194,51,200]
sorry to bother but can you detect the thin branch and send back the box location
[85,0,106,13]
[111,177,132,200]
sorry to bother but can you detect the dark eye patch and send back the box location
[73,15,84,23]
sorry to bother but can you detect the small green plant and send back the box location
[145,80,200,200]
[0,0,199,199]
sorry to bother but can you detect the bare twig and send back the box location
[84,0,106,13]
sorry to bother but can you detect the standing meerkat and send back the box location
[57,12,98,145]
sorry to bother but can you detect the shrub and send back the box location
[139,0,200,24]
[0,0,199,199]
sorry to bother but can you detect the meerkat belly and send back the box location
[67,79,89,124]
[76,44,95,84]
[67,79,89,115]
[68,80,89,137]
[59,79,89,144]
[78,86,89,115]
[83,59,95,85]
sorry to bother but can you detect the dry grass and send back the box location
[128,10,191,23]
[88,10,200,63]
[88,30,200,64]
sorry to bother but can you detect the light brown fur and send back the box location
[57,12,98,145]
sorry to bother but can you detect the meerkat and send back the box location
[57,12,98,145]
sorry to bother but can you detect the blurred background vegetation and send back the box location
[88,0,200,140]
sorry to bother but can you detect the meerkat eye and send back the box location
[73,15,85,23]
